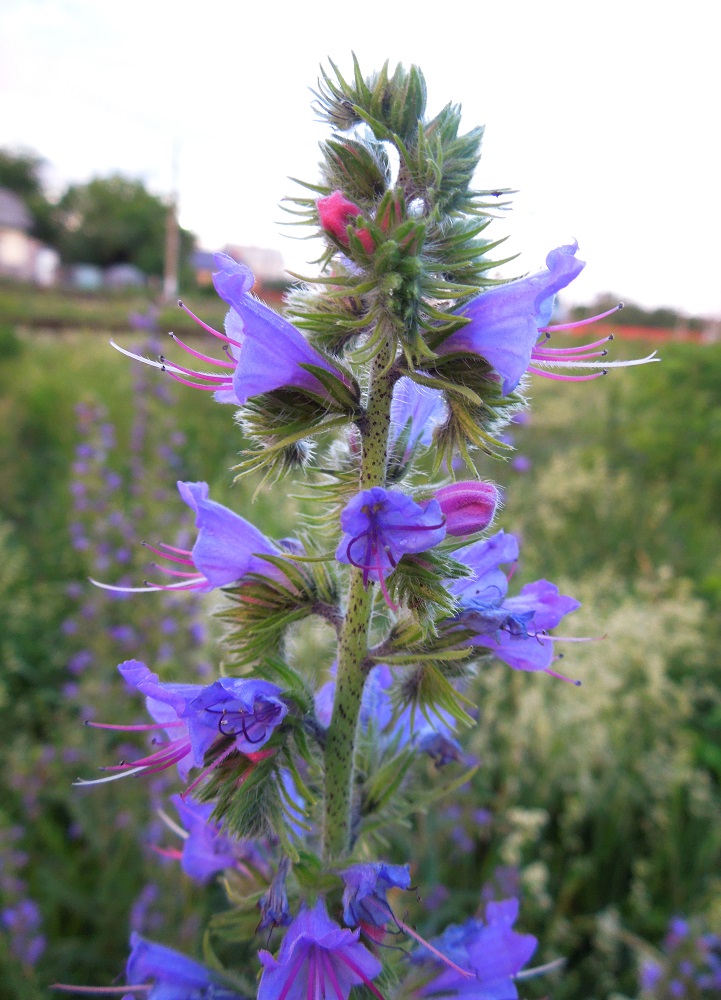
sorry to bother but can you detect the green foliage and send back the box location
[0,147,59,245]
[57,175,194,275]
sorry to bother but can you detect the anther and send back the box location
[177,299,183,308]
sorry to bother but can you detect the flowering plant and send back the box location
[58,58,658,999]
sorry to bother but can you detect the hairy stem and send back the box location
[322,337,395,859]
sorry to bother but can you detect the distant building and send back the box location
[104,263,146,289]
[0,187,59,286]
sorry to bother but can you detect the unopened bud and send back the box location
[434,481,500,536]
[317,191,374,254]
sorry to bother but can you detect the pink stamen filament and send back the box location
[155,542,194,556]
[51,986,151,995]
[544,667,582,686]
[163,369,233,392]
[151,845,183,861]
[539,303,622,332]
[142,542,195,565]
[182,742,239,798]
[533,334,614,353]
[158,356,231,382]
[168,332,235,368]
[103,736,190,773]
[531,348,609,361]
[178,300,243,349]
[142,579,206,592]
[526,367,606,382]
[151,565,203,579]
[86,719,184,732]
[393,916,474,978]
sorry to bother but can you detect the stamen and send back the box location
[90,577,206,593]
[85,720,183,732]
[531,348,609,361]
[532,334,613,353]
[158,355,230,382]
[544,667,582,686]
[182,742,238,798]
[539,303,623,332]
[178,300,243,349]
[157,807,189,839]
[155,541,194,556]
[150,565,203,579]
[168,332,235,368]
[150,844,183,861]
[51,986,152,995]
[162,369,232,392]
[526,367,607,382]
[393,915,474,978]
[141,542,194,565]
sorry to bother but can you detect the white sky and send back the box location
[1,0,718,316]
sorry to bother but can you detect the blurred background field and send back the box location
[1,293,720,997]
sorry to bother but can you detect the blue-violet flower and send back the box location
[438,242,658,395]
[257,899,384,1000]
[77,661,286,792]
[336,487,446,607]
[92,480,291,594]
[449,531,583,680]
[415,899,537,1000]
[340,862,411,930]
[112,253,350,405]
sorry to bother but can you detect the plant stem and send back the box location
[322,338,395,860]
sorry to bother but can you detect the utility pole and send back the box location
[162,140,181,302]
[163,196,179,302]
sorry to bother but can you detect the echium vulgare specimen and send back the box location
[66,56,657,999]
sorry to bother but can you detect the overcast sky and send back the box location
[1,0,718,316]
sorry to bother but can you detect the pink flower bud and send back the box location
[434,482,500,536]
[317,191,374,254]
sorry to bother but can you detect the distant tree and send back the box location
[56,175,195,277]
[0,147,59,245]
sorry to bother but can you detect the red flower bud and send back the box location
[434,482,500,536]
[317,191,374,254]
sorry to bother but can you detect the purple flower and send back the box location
[1,899,45,965]
[438,242,658,394]
[390,376,447,458]
[257,899,384,1000]
[340,862,411,929]
[126,932,245,999]
[78,660,211,784]
[92,480,291,595]
[336,487,446,607]
[415,899,537,1000]
[112,254,350,406]
[449,531,582,679]
[77,662,286,791]
[168,794,259,884]
[186,677,288,755]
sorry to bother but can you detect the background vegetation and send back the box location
[0,300,719,998]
